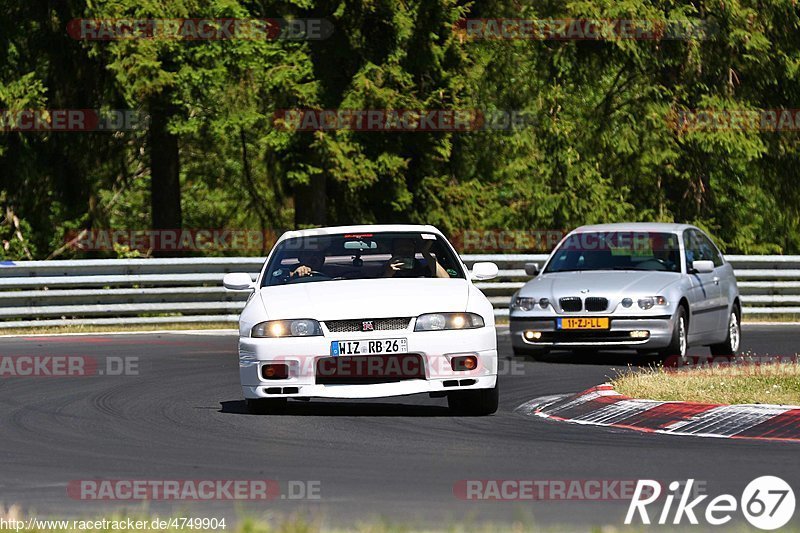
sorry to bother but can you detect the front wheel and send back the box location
[448,381,499,416]
[710,307,741,356]
[660,306,688,361]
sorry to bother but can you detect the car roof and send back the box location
[278,224,443,240]
[571,222,696,233]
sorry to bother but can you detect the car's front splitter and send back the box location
[242,374,497,399]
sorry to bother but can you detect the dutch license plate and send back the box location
[331,338,408,356]
[557,317,609,330]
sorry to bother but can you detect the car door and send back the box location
[682,230,722,338]
[695,230,730,335]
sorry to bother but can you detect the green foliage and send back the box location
[1,0,799,257]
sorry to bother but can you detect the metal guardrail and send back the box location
[0,255,798,328]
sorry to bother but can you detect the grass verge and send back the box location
[741,313,800,323]
[0,322,237,336]
[612,361,800,405]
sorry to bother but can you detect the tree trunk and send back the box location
[294,173,326,227]
[149,95,182,249]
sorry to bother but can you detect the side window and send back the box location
[682,231,700,270]
[696,232,724,267]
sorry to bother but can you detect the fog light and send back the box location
[451,355,479,371]
[262,363,289,380]
[524,330,543,341]
[629,330,649,339]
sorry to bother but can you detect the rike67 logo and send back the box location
[625,477,795,530]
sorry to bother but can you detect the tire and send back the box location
[246,398,287,415]
[512,345,549,359]
[448,381,499,416]
[710,306,741,356]
[659,306,688,361]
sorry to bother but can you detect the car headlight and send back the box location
[637,296,668,310]
[414,313,485,331]
[251,319,322,338]
[511,297,536,311]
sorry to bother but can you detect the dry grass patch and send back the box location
[612,360,800,405]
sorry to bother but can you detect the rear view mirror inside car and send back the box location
[344,240,378,250]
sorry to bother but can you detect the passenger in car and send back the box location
[383,238,449,278]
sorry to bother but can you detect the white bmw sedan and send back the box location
[223,225,499,415]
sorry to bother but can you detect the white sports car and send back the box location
[223,225,499,415]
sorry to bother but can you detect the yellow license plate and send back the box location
[558,317,609,330]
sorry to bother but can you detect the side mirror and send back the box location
[524,262,540,276]
[471,262,499,281]
[691,260,715,274]
[223,272,255,291]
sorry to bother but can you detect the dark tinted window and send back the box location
[694,230,724,267]
[683,231,700,270]
[261,232,464,286]
[545,231,681,273]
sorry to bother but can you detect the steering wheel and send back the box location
[287,271,332,283]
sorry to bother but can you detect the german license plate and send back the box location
[557,317,609,330]
[331,338,408,356]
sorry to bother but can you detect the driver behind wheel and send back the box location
[290,250,326,278]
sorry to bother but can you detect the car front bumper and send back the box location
[509,314,675,351]
[239,327,497,399]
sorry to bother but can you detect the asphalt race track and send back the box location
[1,324,799,528]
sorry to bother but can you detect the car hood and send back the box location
[521,271,681,302]
[257,278,470,320]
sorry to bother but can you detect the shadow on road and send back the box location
[219,399,454,417]
[508,350,665,367]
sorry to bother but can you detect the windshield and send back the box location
[261,231,465,286]
[545,231,682,273]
